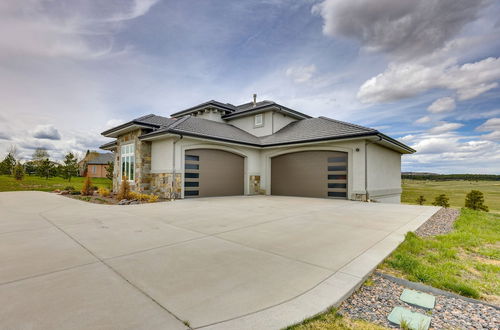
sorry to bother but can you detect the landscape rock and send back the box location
[338,274,499,329]
[415,208,460,237]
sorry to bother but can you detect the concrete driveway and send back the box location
[0,192,439,330]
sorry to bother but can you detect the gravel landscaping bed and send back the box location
[338,274,499,329]
[415,207,460,237]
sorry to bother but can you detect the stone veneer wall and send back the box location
[113,129,153,194]
[149,173,182,199]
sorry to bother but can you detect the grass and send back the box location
[285,307,387,330]
[402,179,500,213]
[380,209,500,303]
[0,175,111,192]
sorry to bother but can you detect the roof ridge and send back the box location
[135,114,156,121]
[166,115,191,130]
[318,116,377,132]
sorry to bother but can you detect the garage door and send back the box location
[271,151,347,198]
[184,149,244,198]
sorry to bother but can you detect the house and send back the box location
[78,151,113,178]
[100,96,414,203]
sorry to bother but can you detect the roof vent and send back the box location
[253,94,257,107]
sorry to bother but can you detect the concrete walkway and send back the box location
[0,192,439,330]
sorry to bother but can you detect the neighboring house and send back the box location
[79,151,113,178]
[101,97,415,203]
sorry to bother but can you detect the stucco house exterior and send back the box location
[100,97,414,203]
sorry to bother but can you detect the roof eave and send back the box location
[376,133,416,154]
[101,122,157,138]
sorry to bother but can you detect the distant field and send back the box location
[402,179,500,213]
[0,175,111,192]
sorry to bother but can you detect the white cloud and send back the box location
[428,122,463,134]
[105,119,126,129]
[427,97,456,113]
[416,116,432,124]
[313,0,487,60]
[476,117,500,141]
[32,125,61,140]
[358,57,500,103]
[285,65,317,83]
[456,109,500,120]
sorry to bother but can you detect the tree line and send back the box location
[0,146,112,182]
[402,174,500,181]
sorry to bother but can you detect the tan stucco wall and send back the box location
[87,164,108,178]
[366,143,402,203]
[227,111,297,137]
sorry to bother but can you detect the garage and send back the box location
[184,149,244,198]
[271,151,347,198]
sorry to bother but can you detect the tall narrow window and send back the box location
[120,144,135,181]
[254,114,263,127]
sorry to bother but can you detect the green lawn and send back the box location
[380,209,500,303]
[0,175,112,192]
[402,179,500,213]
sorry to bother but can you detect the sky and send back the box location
[0,0,499,173]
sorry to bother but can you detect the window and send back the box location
[185,173,199,178]
[92,165,97,174]
[120,144,135,181]
[184,190,199,196]
[185,155,199,161]
[184,181,199,187]
[254,114,263,127]
[328,175,347,180]
[185,163,199,170]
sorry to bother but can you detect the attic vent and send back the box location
[253,94,257,107]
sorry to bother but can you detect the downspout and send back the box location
[364,135,383,201]
[171,135,183,199]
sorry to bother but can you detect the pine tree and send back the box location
[0,152,16,175]
[465,190,489,212]
[432,194,450,208]
[62,152,79,182]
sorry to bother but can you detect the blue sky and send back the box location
[0,0,499,173]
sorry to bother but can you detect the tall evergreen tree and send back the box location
[61,152,79,182]
[0,152,16,175]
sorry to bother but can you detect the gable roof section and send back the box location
[170,100,237,118]
[222,101,311,120]
[140,116,261,146]
[101,114,176,137]
[259,117,378,146]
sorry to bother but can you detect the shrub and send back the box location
[432,194,450,208]
[416,195,426,205]
[13,162,24,180]
[116,177,132,200]
[64,186,75,191]
[70,191,81,195]
[148,194,159,203]
[465,190,489,212]
[98,187,110,197]
[81,175,94,196]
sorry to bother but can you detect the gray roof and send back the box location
[101,101,413,153]
[260,117,377,146]
[87,153,114,164]
[101,114,176,136]
[140,115,381,147]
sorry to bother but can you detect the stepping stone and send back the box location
[400,289,436,309]
[388,306,431,330]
